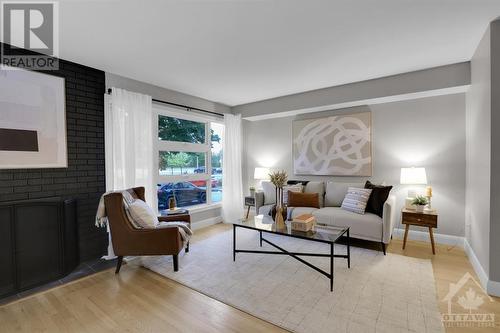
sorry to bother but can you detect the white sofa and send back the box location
[255,181,396,253]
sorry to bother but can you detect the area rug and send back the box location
[138,227,444,333]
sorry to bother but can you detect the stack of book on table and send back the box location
[291,214,316,232]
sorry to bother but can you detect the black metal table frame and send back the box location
[232,224,350,291]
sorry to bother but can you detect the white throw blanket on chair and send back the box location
[95,191,192,260]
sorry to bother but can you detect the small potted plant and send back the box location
[412,195,429,213]
[249,186,255,197]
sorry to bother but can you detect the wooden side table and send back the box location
[244,196,255,219]
[401,208,438,254]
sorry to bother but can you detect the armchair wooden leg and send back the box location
[115,256,123,274]
[173,254,179,272]
[186,241,190,253]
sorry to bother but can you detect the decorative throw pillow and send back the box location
[120,190,143,229]
[287,191,320,208]
[282,184,303,204]
[341,187,372,215]
[364,181,393,218]
[261,181,276,205]
[128,199,159,228]
[287,180,309,186]
[121,190,136,206]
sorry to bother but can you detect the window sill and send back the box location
[186,203,222,214]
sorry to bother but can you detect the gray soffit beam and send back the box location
[233,62,470,121]
[106,72,231,114]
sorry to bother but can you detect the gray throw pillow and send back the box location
[341,187,372,215]
[262,181,276,205]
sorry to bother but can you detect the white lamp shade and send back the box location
[254,167,270,180]
[400,167,427,185]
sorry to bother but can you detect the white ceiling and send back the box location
[58,0,500,106]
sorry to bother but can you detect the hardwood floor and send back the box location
[1,223,499,333]
[388,237,500,333]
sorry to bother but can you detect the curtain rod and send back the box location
[106,88,225,118]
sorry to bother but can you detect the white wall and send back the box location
[243,94,466,237]
[466,26,491,277]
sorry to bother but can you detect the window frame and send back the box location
[153,103,223,211]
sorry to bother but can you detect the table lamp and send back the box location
[425,186,433,212]
[400,167,427,210]
[254,167,270,189]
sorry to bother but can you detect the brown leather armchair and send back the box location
[104,187,190,274]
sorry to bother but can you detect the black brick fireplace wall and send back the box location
[0,43,107,261]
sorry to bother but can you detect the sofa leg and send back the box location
[115,256,123,274]
[381,242,386,255]
[173,254,179,272]
[186,241,190,253]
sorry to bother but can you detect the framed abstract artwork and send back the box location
[292,112,372,176]
[0,67,67,169]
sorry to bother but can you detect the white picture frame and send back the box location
[292,112,372,176]
[0,67,67,169]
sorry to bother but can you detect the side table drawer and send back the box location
[402,212,437,227]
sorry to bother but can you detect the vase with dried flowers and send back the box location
[269,170,288,229]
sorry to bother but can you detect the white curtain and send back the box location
[222,113,244,223]
[103,88,154,258]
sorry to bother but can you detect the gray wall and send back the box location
[105,72,227,225]
[233,62,470,119]
[466,26,491,276]
[489,20,500,282]
[243,94,466,237]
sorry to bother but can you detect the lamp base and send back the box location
[405,197,416,210]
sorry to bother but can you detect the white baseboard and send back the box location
[192,216,223,231]
[464,239,500,297]
[463,239,489,288]
[393,228,464,247]
[487,279,500,297]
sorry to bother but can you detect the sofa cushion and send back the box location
[288,207,319,220]
[341,187,372,214]
[312,207,382,242]
[283,184,303,204]
[261,181,276,205]
[364,181,393,218]
[258,204,274,215]
[288,191,320,208]
[324,182,364,207]
[304,181,325,207]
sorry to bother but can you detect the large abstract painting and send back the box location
[293,112,372,176]
[0,67,66,169]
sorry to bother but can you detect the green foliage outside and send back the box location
[158,116,221,171]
